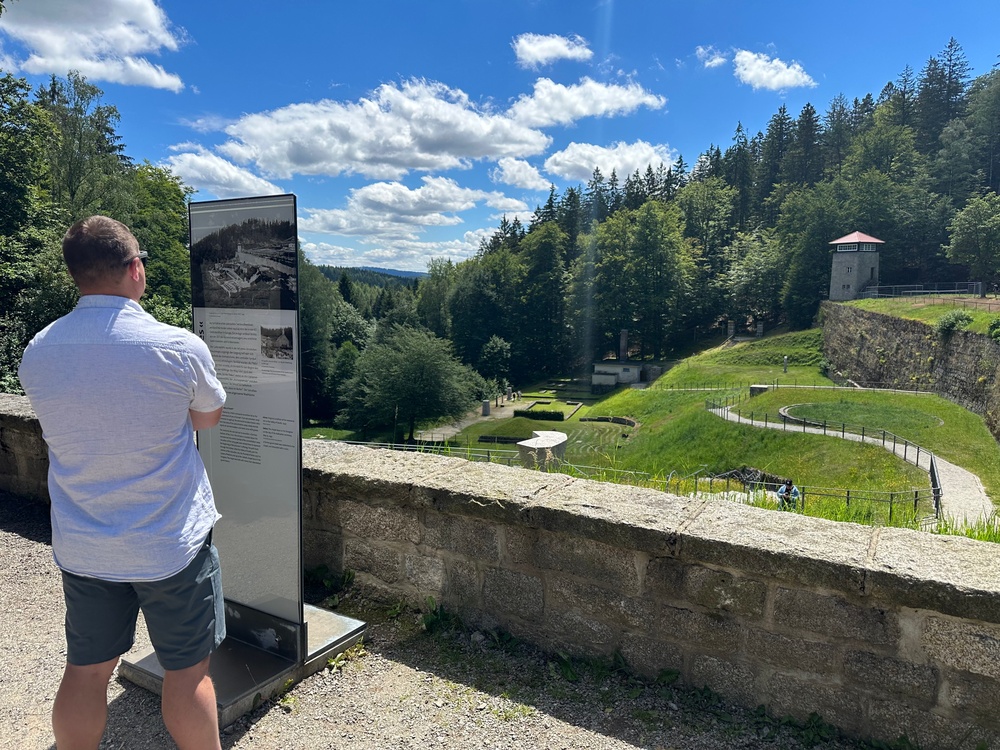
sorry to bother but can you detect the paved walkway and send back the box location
[709,406,994,524]
[414,397,521,442]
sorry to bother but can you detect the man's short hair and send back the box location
[62,216,139,287]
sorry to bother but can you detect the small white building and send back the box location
[829,231,883,301]
[592,361,640,389]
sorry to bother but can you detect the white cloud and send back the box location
[733,50,816,91]
[0,0,185,92]
[181,114,238,133]
[163,147,283,199]
[492,158,550,191]
[544,140,675,182]
[299,241,364,268]
[512,33,593,68]
[695,45,727,69]
[301,229,487,272]
[211,78,551,181]
[509,77,665,128]
[300,176,527,242]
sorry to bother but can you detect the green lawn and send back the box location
[323,326,1000,530]
[452,331,930,505]
[848,297,1000,335]
[732,387,1000,500]
[656,329,832,388]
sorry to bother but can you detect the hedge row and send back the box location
[513,409,566,421]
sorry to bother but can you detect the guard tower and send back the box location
[829,231,883,301]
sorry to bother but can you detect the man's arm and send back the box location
[190,407,223,431]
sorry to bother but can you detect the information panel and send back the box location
[189,195,302,625]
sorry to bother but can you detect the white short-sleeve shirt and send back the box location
[19,295,227,581]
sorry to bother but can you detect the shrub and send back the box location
[513,409,565,421]
[935,309,973,336]
[988,316,1000,342]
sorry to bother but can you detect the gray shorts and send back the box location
[61,536,225,671]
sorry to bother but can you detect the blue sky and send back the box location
[1,0,998,271]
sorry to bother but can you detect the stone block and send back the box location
[503,525,537,566]
[535,481,691,556]
[745,629,839,674]
[482,567,544,621]
[404,554,445,594]
[773,588,899,646]
[643,556,685,598]
[868,698,997,750]
[869,528,1000,624]
[691,655,758,707]
[547,575,633,628]
[339,499,420,544]
[625,602,743,655]
[302,527,342,570]
[541,610,618,654]
[922,616,1000,680]
[682,564,767,618]
[843,650,938,704]
[407,457,576,519]
[308,487,343,530]
[534,530,640,595]
[444,560,481,610]
[423,511,499,562]
[946,671,1000,722]
[618,636,685,680]
[343,538,401,584]
[681,502,872,593]
[763,673,863,734]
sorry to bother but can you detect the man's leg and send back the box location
[161,654,221,750]
[52,657,118,750]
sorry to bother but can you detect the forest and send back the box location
[2,38,999,435]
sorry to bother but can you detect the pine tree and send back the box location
[338,271,354,306]
[531,185,558,227]
[607,169,622,215]
[722,123,754,231]
[822,94,852,177]
[585,167,610,224]
[916,40,970,155]
[781,103,824,186]
[753,105,793,226]
[556,186,584,261]
[882,65,918,128]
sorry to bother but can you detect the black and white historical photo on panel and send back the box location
[191,215,297,311]
[260,326,294,360]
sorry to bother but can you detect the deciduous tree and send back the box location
[944,192,1000,296]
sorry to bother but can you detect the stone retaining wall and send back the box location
[3,393,1000,749]
[821,302,1000,440]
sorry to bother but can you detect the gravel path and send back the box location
[0,495,872,750]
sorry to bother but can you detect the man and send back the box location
[19,216,227,750]
[777,478,800,510]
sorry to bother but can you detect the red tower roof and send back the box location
[829,231,885,245]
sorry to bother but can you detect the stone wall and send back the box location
[821,302,1000,441]
[4,393,1000,749]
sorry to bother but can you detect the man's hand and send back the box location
[190,407,223,431]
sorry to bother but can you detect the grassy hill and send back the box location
[452,329,1000,511]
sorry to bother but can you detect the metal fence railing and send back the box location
[861,282,982,299]
[704,396,942,519]
[323,436,937,524]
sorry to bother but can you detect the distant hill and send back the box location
[318,266,425,289]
